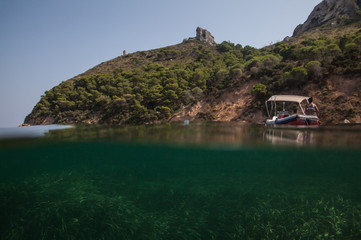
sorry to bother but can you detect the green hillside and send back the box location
[24,21,361,125]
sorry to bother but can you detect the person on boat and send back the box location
[305,97,319,116]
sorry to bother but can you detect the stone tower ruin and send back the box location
[196,27,216,46]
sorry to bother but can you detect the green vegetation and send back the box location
[1,140,361,240]
[3,170,361,240]
[26,29,361,124]
[306,61,323,80]
[251,83,267,99]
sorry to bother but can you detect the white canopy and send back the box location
[266,95,309,103]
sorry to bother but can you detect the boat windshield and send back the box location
[265,95,309,117]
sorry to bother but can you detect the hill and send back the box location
[293,0,361,36]
[24,2,361,125]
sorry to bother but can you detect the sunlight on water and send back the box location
[0,123,360,239]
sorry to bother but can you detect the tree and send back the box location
[231,68,243,82]
[191,87,204,101]
[216,69,229,88]
[305,61,323,81]
[251,84,267,99]
[155,106,171,119]
[344,43,360,60]
[217,41,234,53]
[285,66,308,88]
[245,54,282,70]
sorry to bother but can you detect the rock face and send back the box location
[183,27,216,45]
[293,0,361,36]
[196,27,216,45]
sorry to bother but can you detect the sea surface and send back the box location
[0,123,361,240]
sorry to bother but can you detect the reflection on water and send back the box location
[46,122,262,146]
[263,128,315,145]
[1,123,360,149]
[263,127,320,146]
[263,125,361,148]
[41,122,361,148]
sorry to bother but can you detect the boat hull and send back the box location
[266,114,319,126]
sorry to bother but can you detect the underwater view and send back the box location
[0,123,361,240]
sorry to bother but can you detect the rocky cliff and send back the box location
[293,0,361,36]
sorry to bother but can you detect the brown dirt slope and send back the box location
[170,81,258,123]
[312,74,361,124]
[170,75,361,124]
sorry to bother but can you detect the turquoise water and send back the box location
[0,123,361,239]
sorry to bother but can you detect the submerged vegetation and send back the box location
[3,170,361,239]
[1,140,361,240]
[25,27,361,125]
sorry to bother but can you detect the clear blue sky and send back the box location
[0,0,321,127]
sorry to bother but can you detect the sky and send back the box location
[0,0,321,128]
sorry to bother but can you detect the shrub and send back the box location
[305,61,323,80]
[231,68,243,81]
[217,41,234,53]
[245,54,282,71]
[251,84,268,99]
[191,87,204,101]
[326,44,342,56]
[216,69,229,89]
[344,43,360,59]
[155,106,172,119]
[285,66,308,88]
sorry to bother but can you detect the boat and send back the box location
[265,95,320,126]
